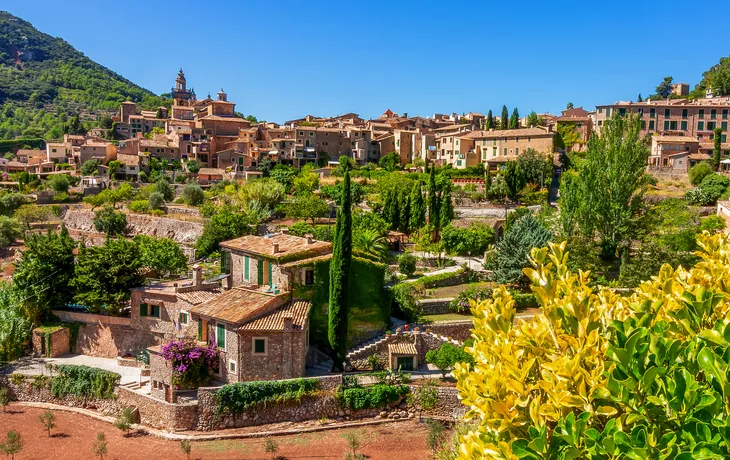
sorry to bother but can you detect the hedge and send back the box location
[339,383,409,410]
[215,378,318,414]
[50,364,120,399]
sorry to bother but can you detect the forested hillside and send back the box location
[0,11,170,140]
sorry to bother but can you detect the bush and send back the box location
[93,206,127,236]
[80,159,100,176]
[215,378,319,414]
[128,200,150,213]
[700,215,726,233]
[160,339,218,388]
[441,223,495,256]
[685,187,713,205]
[288,221,313,237]
[425,342,474,377]
[114,407,134,436]
[148,191,165,210]
[397,253,417,277]
[698,173,730,203]
[449,285,492,313]
[181,183,204,206]
[339,384,409,410]
[689,161,714,185]
[155,179,174,201]
[50,365,120,399]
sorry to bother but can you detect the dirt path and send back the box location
[0,405,432,459]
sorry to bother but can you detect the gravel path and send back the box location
[0,354,142,384]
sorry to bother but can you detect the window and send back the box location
[663,121,669,130]
[515,148,519,155]
[699,109,705,119]
[140,303,160,318]
[708,122,716,130]
[724,110,728,120]
[179,312,188,325]
[606,108,611,117]
[221,252,231,275]
[711,110,717,119]
[619,108,626,116]
[298,131,303,136]
[650,108,655,118]
[503,148,507,156]
[229,360,236,373]
[396,356,414,371]
[698,121,705,131]
[253,337,267,355]
[670,121,678,130]
[723,122,728,131]
[682,109,688,119]
[681,121,687,130]
[664,109,670,117]
[304,269,314,285]
[309,132,314,136]
[198,319,208,342]
[244,256,250,281]
[216,323,226,349]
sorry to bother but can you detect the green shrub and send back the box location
[698,173,730,203]
[128,200,150,213]
[288,221,313,237]
[397,253,417,277]
[181,183,204,206]
[339,383,409,410]
[215,378,318,414]
[509,291,538,309]
[9,374,24,385]
[50,365,120,399]
[688,161,714,185]
[425,343,474,377]
[441,223,495,256]
[148,191,165,210]
[700,215,726,233]
[30,374,51,390]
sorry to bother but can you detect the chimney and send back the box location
[282,314,293,330]
[304,234,314,245]
[272,242,280,254]
[192,264,203,287]
[280,227,289,234]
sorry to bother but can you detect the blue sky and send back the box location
[4,0,729,123]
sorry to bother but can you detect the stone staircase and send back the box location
[306,317,408,376]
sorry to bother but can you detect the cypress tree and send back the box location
[439,186,454,228]
[485,110,493,130]
[427,166,439,226]
[398,187,411,233]
[509,108,520,129]
[713,127,723,170]
[409,182,426,231]
[486,167,492,192]
[501,106,509,130]
[328,170,352,371]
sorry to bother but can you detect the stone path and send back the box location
[0,354,142,385]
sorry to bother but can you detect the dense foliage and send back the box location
[134,235,187,278]
[455,233,730,459]
[441,223,495,256]
[487,215,552,285]
[0,283,29,362]
[339,383,409,410]
[215,378,318,414]
[160,339,218,388]
[50,364,120,399]
[425,342,474,377]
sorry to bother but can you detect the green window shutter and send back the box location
[257,259,264,284]
[140,303,148,317]
[267,261,273,287]
[681,121,687,130]
[217,324,226,349]
[151,305,160,318]
[244,256,250,281]
[198,319,203,340]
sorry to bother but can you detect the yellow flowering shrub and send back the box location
[454,233,730,459]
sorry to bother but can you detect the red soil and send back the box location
[0,405,432,459]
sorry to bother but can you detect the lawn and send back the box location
[420,281,493,299]
[422,313,472,322]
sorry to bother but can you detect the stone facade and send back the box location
[32,327,70,358]
[348,330,456,371]
[238,322,308,381]
[425,321,473,343]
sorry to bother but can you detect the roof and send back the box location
[199,115,249,122]
[388,342,417,355]
[450,218,504,229]
[221,233,332,260]
[486,155,519,163]
[189,287,286,324]
[83,141,112,148]
[176,288,223,306]
[16,149,46,157]
[116,153,140,166]
[689,153,712,161]
[463,127,553,139]
[238,299,311,332]
[653,135,699,143]
[198,168,225,176]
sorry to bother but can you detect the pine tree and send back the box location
[328,170,352,372]
[637,93,643,103]
[409,182,426,231]
[427,166,439,226]
[485,110,493,130]
[398,188,411,234]
[501,106,509,131]
[509,108,520,129]
[439,186,454,228]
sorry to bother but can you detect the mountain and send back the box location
[0,11,169,140]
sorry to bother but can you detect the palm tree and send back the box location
[353,228,388,261]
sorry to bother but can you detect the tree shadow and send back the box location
[124,430,149,438]
[51,433,70,439]
[3,409,25,415]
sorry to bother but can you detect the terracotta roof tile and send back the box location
[653,135,699,143]
[189,288,287,324]
[176,288,223,306]
[221,233,332,260]
[16,149,46,157]
[117,154,140,166]
[464,128,553,140]
[388,343,417,355]
[238,299,311,332]
[198,168,225,176]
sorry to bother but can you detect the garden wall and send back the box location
[1,376,121,416]
[116,386,197,431]
[424,321,473,343]
[418,298,452,315]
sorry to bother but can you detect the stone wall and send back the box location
[32,327,70,358]
[425,321,473,343]
[60,207,203,245]
[409,385,464,419]
[418,298,452,315]
[116,386,197,431]
[348,331,454,371]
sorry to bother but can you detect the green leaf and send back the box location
[698,329,730,348]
